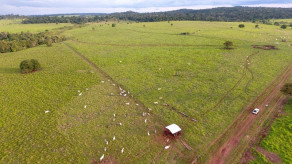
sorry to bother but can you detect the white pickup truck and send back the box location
[252,108,260,115]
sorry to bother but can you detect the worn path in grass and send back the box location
[207,63,292,164]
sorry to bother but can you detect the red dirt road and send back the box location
[208,64,292,164]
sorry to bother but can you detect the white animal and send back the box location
[145,119,147,123]
[114,114,116,117]
[126,103,130,105]
[124,94,127,97]
[154,102,158,105]
[158,88,161,90]
[119,123,122,126]
[79,93,82,96]
[148,108,152,111]
[78,90,80,93]
[147,131,150,136]
[84,105,87,109]
[154,130,157,134]
[100,154,104,161]
[101,81,104,83]
[165,145,170,149]
[113,136,115,141]
[104,147,107,151]
[121,148,124,153]
[112,84,116,86]
[113,118,115,121]
[86,88,89,91]
[45,110,50,113]
[136,104,139,106]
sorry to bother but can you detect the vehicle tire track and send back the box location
[201,51,259,116]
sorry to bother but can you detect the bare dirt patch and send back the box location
[252,45,278,50]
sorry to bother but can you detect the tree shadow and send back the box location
[0,67,20,74]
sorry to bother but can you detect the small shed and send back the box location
[164,124,182,138]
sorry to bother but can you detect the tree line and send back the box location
[0,31,66,53]
[19,7,292,24]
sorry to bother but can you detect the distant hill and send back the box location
[109,7,292,22]
[18,6,292,24]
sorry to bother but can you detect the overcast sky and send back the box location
[1,0,292,15]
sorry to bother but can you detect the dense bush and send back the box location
[280,25,287,29]
[20,59,41,73]
[238,24,245,28]
[0,31,66,53]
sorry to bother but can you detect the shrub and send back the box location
[255,24,259,28]
[20,59,41,73]
[112,23,116,27]
[281,83,292,96]
[274,22,280,26]
[281,25,287,29]
[223,41,233,49]
[180,32,190,35]
[238,24,245,28]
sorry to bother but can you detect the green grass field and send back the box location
[0,19,72,33]
[1,20,292,163]
[63,21,292,157]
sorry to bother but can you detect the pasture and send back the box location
[0,19,72,33]
[1,20,292,163]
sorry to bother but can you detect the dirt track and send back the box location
[208,63,292,164]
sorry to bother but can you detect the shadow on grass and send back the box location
[0,67,20,74]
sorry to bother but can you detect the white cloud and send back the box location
[0,4,236,15]
[246,3,292,7]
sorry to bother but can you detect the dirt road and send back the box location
[208,63,292,164]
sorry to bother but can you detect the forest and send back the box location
[20,7,292,24]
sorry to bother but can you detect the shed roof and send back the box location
[165,124,181,134]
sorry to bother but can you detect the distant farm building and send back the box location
[164,124,182,138]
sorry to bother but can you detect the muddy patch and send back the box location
[252,45,278,50]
